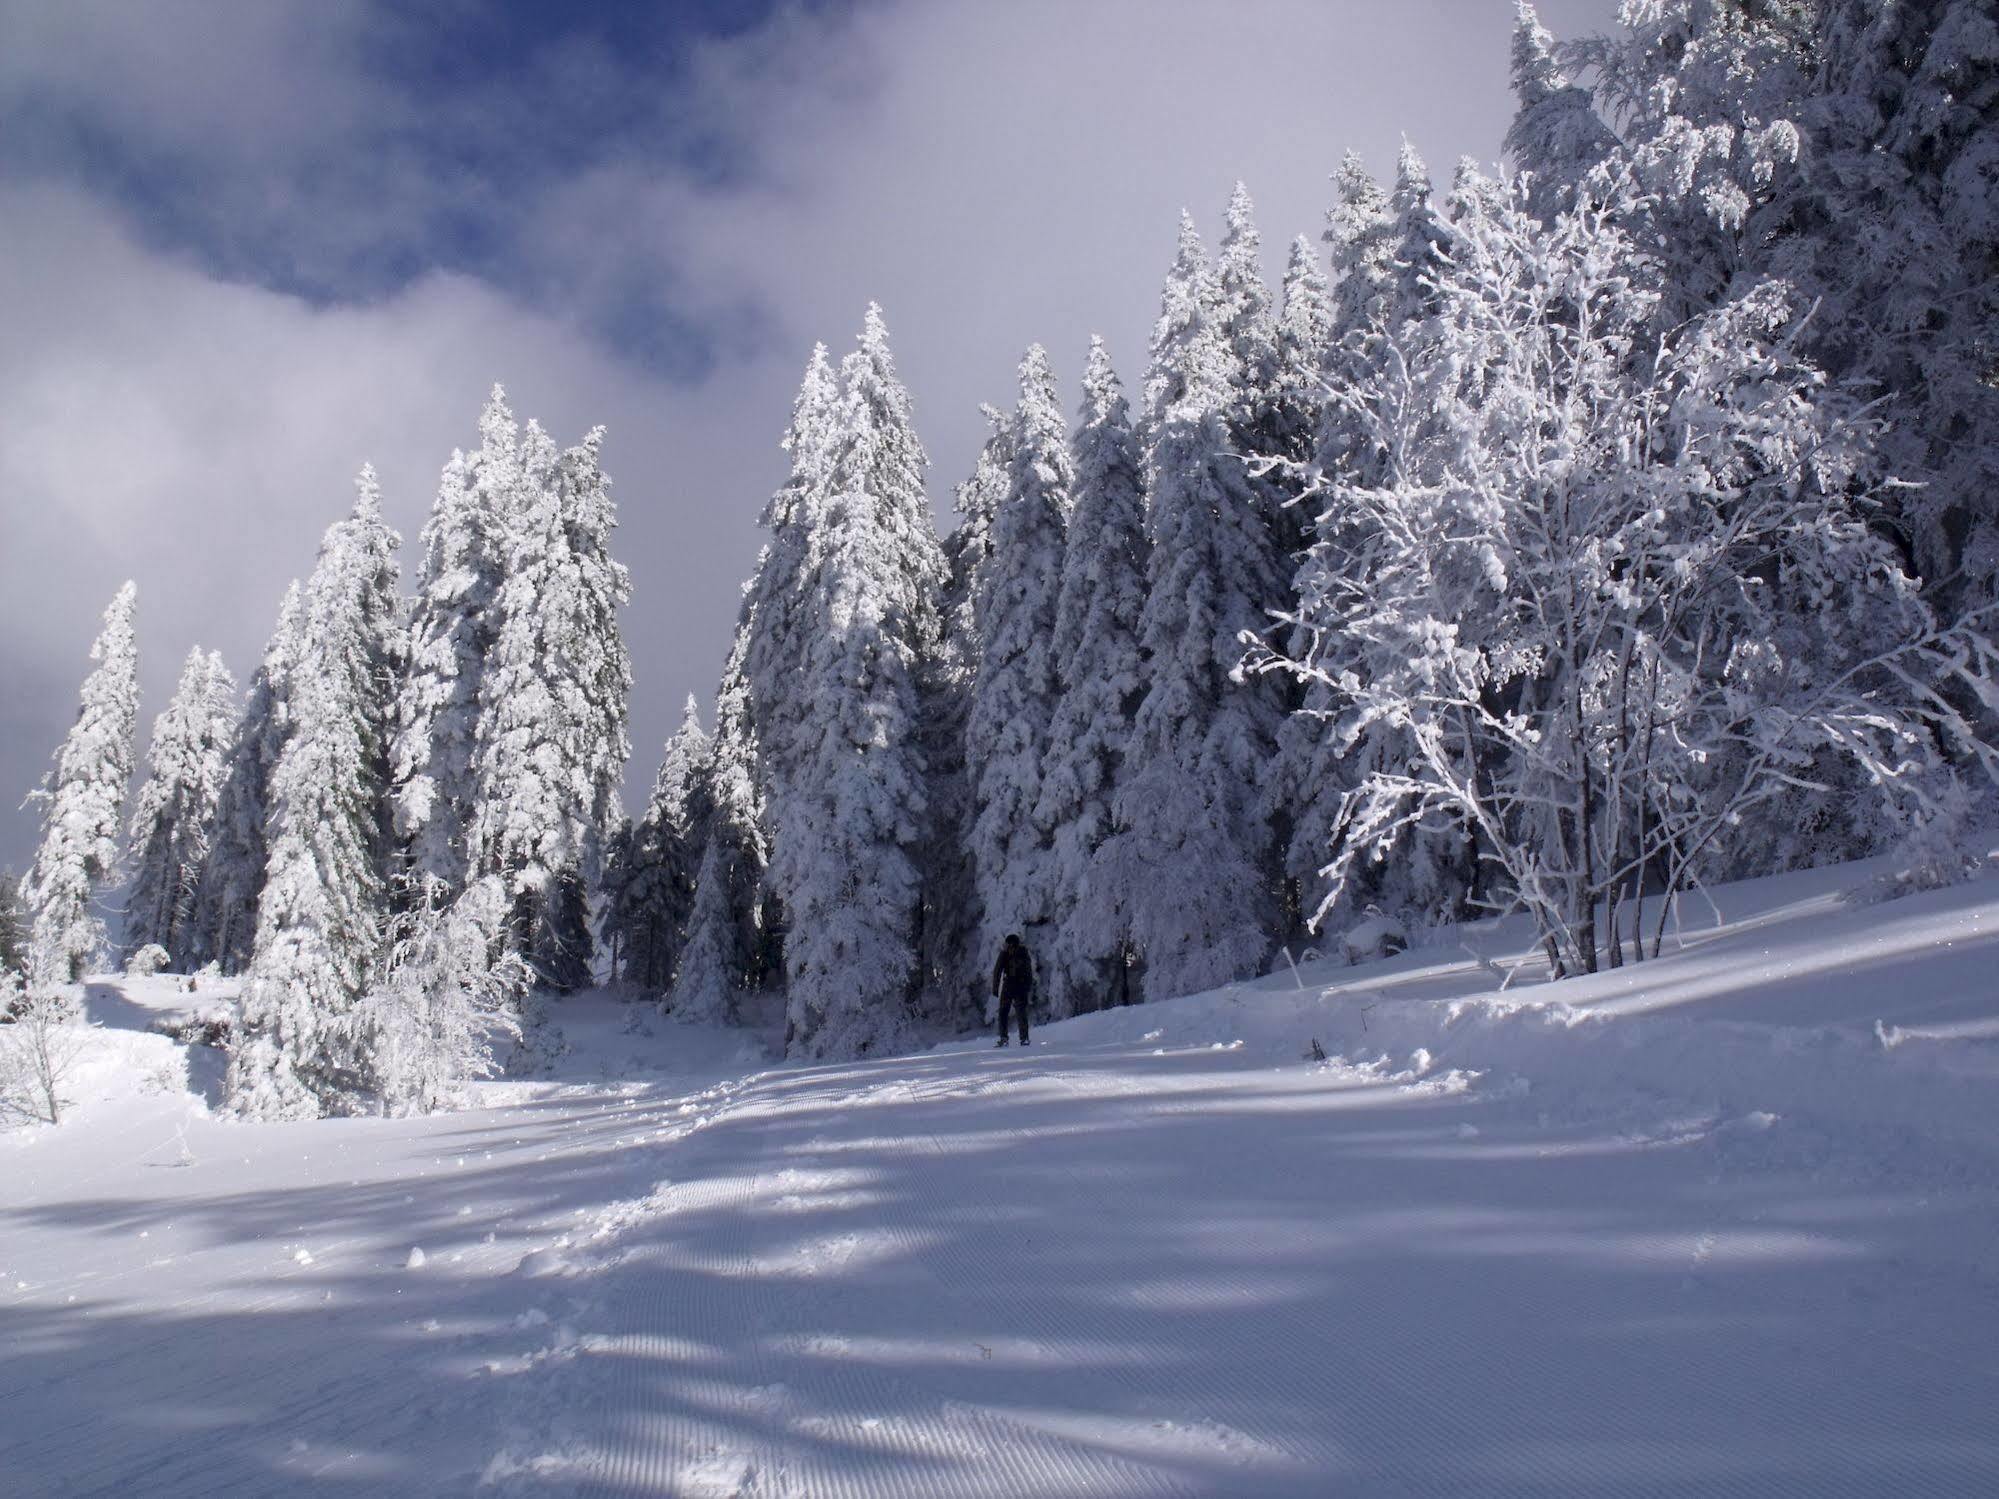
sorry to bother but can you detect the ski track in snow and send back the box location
[6,860,1999,1495]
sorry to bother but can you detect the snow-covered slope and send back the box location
[5,859,1997,1496]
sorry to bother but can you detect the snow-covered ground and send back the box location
[6,859,1998,1496]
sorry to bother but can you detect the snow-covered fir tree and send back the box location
[966,345,1071,983]
[228,472,402,1119]
[1505,1,1619,220]
[124,648,236,968]
[920,404,1014,1019]
[1779,0,1999,611]
[764,306,946,1058]
[21,582,139,1004]
[671,347,841,1021]
[604,696,711,994]
[741,345,842,775]
[394,387,520,899]
[188,581,304,974]
[466,424,632,991]
[0,871,26,978]
[1099,225,1289,1002]
[669,637,770,1022]
[1034,337,1151,1016]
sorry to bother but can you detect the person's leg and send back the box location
[996,994,1010,1045]
[1017,997,1030,1045]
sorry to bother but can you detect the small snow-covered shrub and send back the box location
[1340,906,1408,965]
[125,943,170,977]
[149,1004,235,1050]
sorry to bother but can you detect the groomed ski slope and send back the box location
[5,857,1998,1497]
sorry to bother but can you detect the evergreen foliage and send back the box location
[1035,337,1151,1016]
[125,648,237,968]
[395,387,521,899]
[764,306,946,1058]
[228,473,403,1120]
[966,346,1070,977]
[22,582,139,1004]
[189,581,304,975]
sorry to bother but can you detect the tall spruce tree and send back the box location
[1035,337,1151,1016]
[921,405,1015,1020]
[669,636,770,1021]
[466,424,632,991]
[605,696,711,994]
[0,870,26,978]
[189,581,303,974]
[228,473,402,1119]
[21,582,139,1004]
[764,306,946,1058]
[395,388,520,898]
[966,346,1071,980]
[671,347,842,1020]
[125,648,236,967]
[1101,224,1288,1001]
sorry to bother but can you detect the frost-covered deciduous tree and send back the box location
[395,388,521,899]
[358,877,526,1115]
[605,696,711,994]
[125,648,236,968]
[1099,226,1288,1002]
[765,306,946,1058]
[21,582,138,1005]
[1035,337,1151,1016]
[966,345,1070,975]
[189,581,303,975]
[1264,172,1999,979]
[228,474,403,1120]
[467,424,632,992]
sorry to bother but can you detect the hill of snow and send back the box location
[5,857,1997,1495]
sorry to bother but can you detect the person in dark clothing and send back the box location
[992,932,1034,1047]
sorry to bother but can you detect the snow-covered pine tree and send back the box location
[1782,0,1999,613]
[124,648,237,968]
[764,306,947,1058]
[394,387,521,900]
[188,581,304,974]
[919,405,1014,1022]
[0,871,26,978]
[21,582,139,1005]
[741,346,842,776]
[1273,235,1333,470]
[1142,213,1212,447]
[228,472,402,1119]
[670,347,841,1021]
[669,636,770,1022]
[466,423,632,992]
[605,696,711,994]
[1505,1,1618,220]
[1099,225,1289,1002]
[1035,337,1151,1017]
[966,345,1071,985]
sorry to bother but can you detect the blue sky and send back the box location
[0,0,1622,875]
